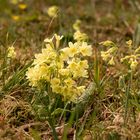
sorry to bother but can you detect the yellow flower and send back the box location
[66,86,86,102]
[100,40,115,47]
[100,40,118,66]
[33,53,47,65]
[67,88,77,97]
[78,60,89,69]
[61,86,78,101]
[61,42,81,59]
[47,6,59,18]
[68,59,89,78]
[135,46,140,53]
[39,65,50,81]
[10,0,18,4]
[68,61,77,71]
[107,47,118,54]
[121,55,131,62]
[54,34,63,48]
[126,40,132,48]
[121,54,139,71]
[26,68,35,86]
[60,48,70,61]
[51,84,62,93]
[44,37,54,43]
[18,4,27,10]
[7,46,16,58]
[68,42,79,57]
[12,15,20,21]
[73,69,88,78]
[79,42,92,56]
[59,69,70,76]
[56,61,64,69]
[77,86,85,95]
[64,78,75,87]
[51,78,60,85]
[73,19,81,31]
[74,30,88,42]
[130,60,138,71]
[33,45,57,66]
[108,57,115,65]
[61,86,70,98]
[26,66,42,87]
[44,37,55,48]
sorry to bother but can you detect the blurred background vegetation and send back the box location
[0,0,139,47]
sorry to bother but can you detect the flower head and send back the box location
[7,46,16,58]
[73,19,81,31]
[100,40,116,47]
[126,40,132,48]
[54,34,63,48]
[121,40,140,71]
[18,3,27,10]
[10,0,18,4]
[108,57,115,65]
[12,15,20,21]
[68,42,79,57]
[100,40,118,65]
[26,33,91,102]
[47,6,59,18]
[74,30,88,42]
[79,42,92,56]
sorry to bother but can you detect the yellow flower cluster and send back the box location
[73,19,81,31]
[7,46,16,58]
[18,4,27,10]
[10,0,19,4]
[47,6,59,18]
[10,0,27,10]
[126,40,132,49]
[72,19,89,42]
[26,34,92,102]
[100,40,116,47]
[12,15,20,21]
[100,41,118,65]
[121,40,140,71]
[74,30,89,42]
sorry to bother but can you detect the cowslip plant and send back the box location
[100,39,140,71]
[26,34,92,102]
[99,38,140,126]
[119,39,140,125]
[121,40,140,71]
[100,40,118,66]
[73,19,89,42]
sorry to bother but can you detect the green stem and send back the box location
[124,84,129,125]
[62,107,77,140]
[124,71,133,125]
[47,113,58,140]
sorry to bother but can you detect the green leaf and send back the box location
[51,108,70,116]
